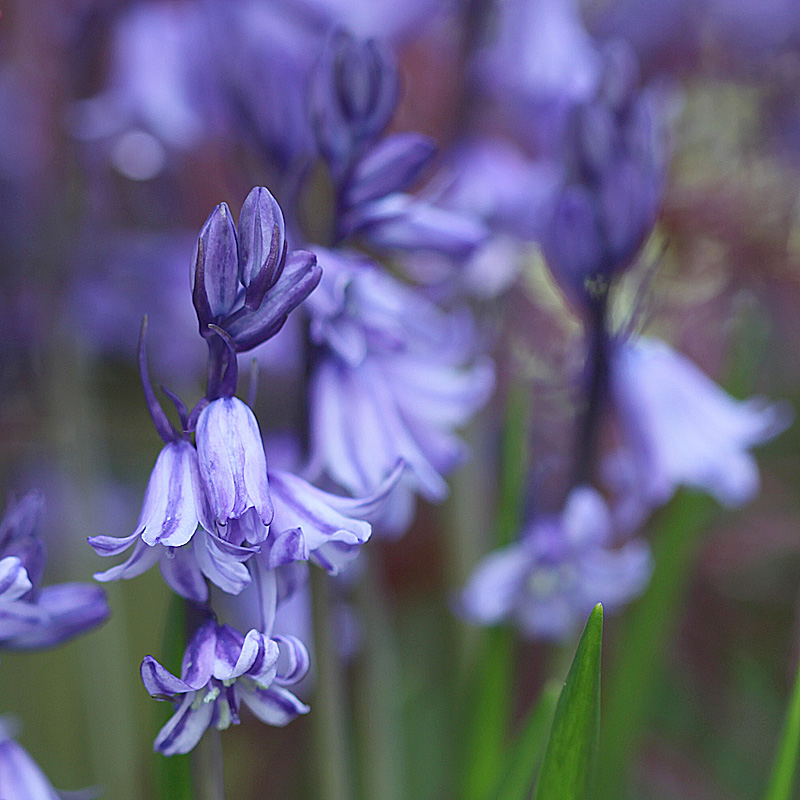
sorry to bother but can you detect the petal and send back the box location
[87,529,140,557]
[180,620,219,688]
[4,584,109,649]
[141,655,193,698]
[195,530,252,595]
[0,556,32,602]
[140,442,202,548]
[238,186,287,310]
[154,692,215,756]
[92,539,160,582]
[268,471,370,574]
[347,133,436,206]
[0,736,60,800]
[459,543,533,625]
[239,685,309,726]
[196,397,273,525]
[273,634,310,686]
[227,250,322,352]
[159,545,208,603]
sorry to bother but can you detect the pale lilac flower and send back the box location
[460,486,652,640]
[307,249,493,535]
[195,396,273,527]
[141,619,309,755]
[0,719,75,800]
[610,336,792,509]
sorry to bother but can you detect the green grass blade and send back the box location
[534,604,603,800]
[154,594,193,800]
[462,381,530,800]
[763,650,800,800]
[495,681,560,800]
[595,490,713,798]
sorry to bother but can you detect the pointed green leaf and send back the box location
[495,681,560,800]
[763,649,800,800]
[533,604,603,800]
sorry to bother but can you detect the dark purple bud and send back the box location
[311,30,400,173]
[192,203,240,327]
[227,250,322,352]
[598,39,640,111]
[347,133,436,206]
[0,491,43,551]
[541,185,605,309]
[238,186,287,311]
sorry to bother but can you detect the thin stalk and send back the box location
[353,550,406,800]
[572,292,610,488]
[310,568,356,800]
[462,381,530,800]
[193,729,226,800]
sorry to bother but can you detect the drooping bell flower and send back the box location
[459,486,652,640]
[609,335,792,510]
[88,322,257,601]
[141,618,309,755]
[0,719,80,800]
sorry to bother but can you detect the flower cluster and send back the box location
[459,33,790,641]
[88,186,403,753]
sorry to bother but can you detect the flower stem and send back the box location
[353,550,406,800]
[310,568,356,800]
[193,729,226,800]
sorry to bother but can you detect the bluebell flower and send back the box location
[0,493,108,652]
[141,618,309,755]
[478,0,601,154]
[460,486,652,640]
[195,396,273,528]
[0,718,81,800]
[609,335,792,509]
[88,325,258,601]
[69,1,220,180]
[307,249,494,535]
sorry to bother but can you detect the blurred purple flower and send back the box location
[141,618,308,755]
[478,0,600,153]
[541,44,667,313]
[0,719,86,800]
[609,336,792,509]
[460,486,652,640]
[0,492,108,653]
[307,249,494,535]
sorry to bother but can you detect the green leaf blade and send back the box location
[495,681,560,800]
[763,649,800,800]
[534,604,603,800]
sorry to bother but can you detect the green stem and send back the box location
[462,381,530,800]
[353,550,406,800]
[193,729,226,800]
[310,569,356,800]
[763,648,800,800]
